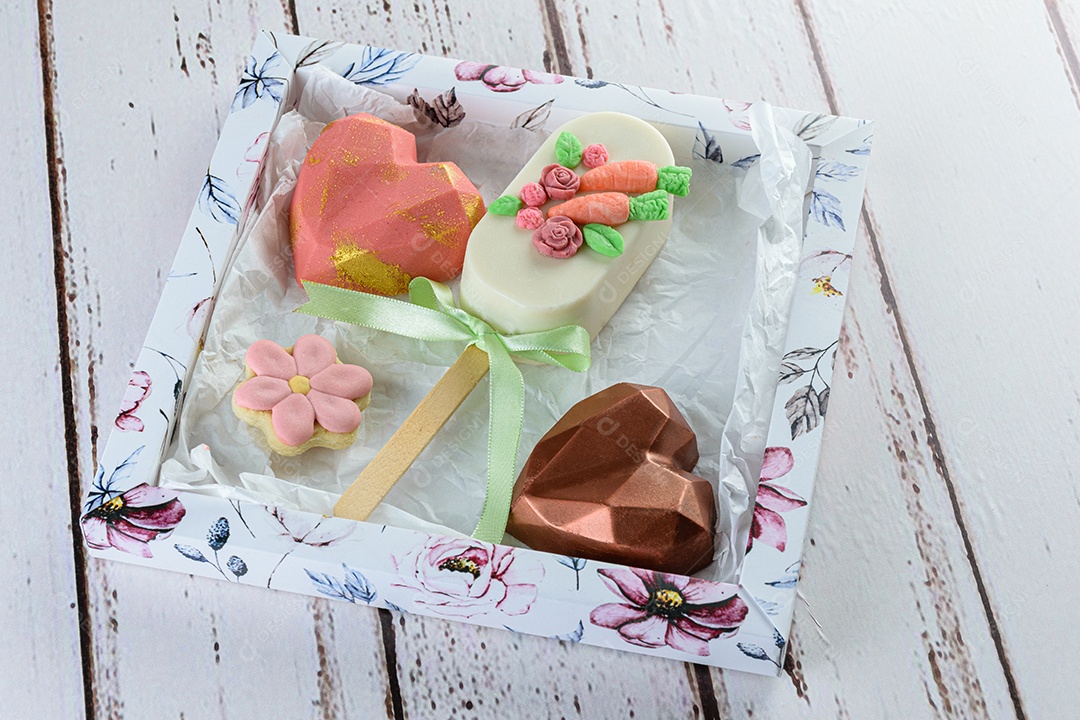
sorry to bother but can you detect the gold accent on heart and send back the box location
[379,162,409,183]
[392,205,461,248]
[461,192,485,227]
[331,242,412,296]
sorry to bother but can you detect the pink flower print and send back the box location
[239,131,269,178]
[187,297,213,341]
[81,483,186,558]
[392,537,544,618]
[265,506,355,547]
[454,61,564,92]
[747,447,807,553]
[723,99,752,131]
[233,335,374,447]
[116,370,152,432]
[590,568,749,657]
[264,506,356,588]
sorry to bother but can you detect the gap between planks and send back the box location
[794,1,1028,718]
[35,0,95,718]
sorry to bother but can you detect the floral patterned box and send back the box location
[81,32,872,675]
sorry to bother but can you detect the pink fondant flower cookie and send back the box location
[231,335,374,456]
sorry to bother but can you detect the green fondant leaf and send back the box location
[555,131,583,168]
[656,165,693,197]
[627,189,670,221]
[583,223,624,257]
[489,195,523,216]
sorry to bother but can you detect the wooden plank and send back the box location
[1,2,87,718]
[42,1,394,716]
[719,234,1018,719]
[556,0,1026,717]
[800,2,1080,718]
[387,611,707,718]
[294,0,579,74]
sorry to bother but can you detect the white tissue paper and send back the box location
[160,65,812,582]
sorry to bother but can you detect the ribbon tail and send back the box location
[471,338,525,543]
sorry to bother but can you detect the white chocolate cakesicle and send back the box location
[459,112,674,339]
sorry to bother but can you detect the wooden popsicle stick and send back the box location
[334,344,490,521]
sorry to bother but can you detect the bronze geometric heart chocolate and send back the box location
[507,383,716,575]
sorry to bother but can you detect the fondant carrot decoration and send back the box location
[547,190,670,226]
[578,161,692,196]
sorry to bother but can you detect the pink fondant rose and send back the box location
[519,181,547,207]
[392,537,544,618]
[533,216,584,259]
[540,163,581,201]
[233,335,374,447]
[516,206,545,230]
[582,143,609,168]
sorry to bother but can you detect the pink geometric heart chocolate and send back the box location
[290,113,485,296]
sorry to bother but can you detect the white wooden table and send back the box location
[6,1,1078,718]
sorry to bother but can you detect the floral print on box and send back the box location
[747,447,807,553]
[801,249,852,299]
[454,61,563,92]
[590,568,749,656]
[232,52,285,112]
[82,483,186,558]
[115,370,151,432]
[265,506,355,588]
[392,537,544,618]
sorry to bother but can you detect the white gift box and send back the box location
[81,32,872,675]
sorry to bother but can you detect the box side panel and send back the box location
[87,491,782,674]
[735,119,873,641]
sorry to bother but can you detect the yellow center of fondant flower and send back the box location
[648,588,685,617]
[289,375,311,394]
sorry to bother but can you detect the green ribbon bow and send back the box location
[297,278,592,542]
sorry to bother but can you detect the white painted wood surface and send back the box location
[9,1,1077,718]
[1,2,86,719]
